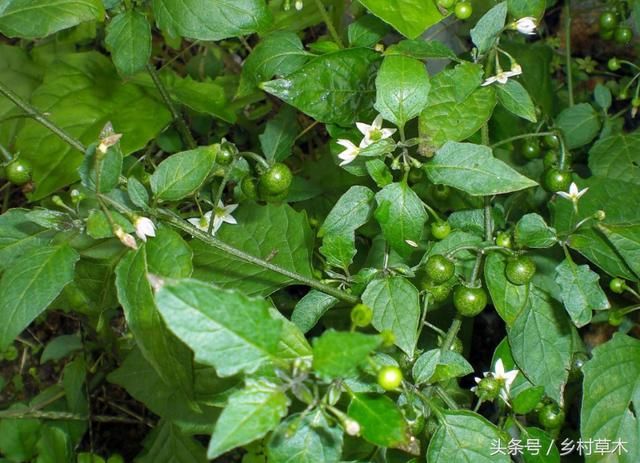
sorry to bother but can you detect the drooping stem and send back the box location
[440,316,462,353]
[146,64,196,149]
[313,0,344,48]
[490,131,555,149]
[0,80,85,153]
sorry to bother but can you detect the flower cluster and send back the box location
[188,201,238,235]
[336,115,396,166]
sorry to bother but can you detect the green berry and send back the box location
[543,134,561,149]
[538,404,565,429]
[610,278,626,294]
[259,162,293,195]
[241,176,259,200]
[614,26,633,44]
[522,140,542,160]
[608,57,621,71]
[475,377,501,401]
[543,168,572,193]
[425,254,455,284]
[599,11,618,31]
[5,159,32,186]
[431,221,451,240]
[496,231,512,248]
[351,303,373,327]
[505,256,536,285]
[453,285,488,317]
[431,184,452,201]
[378,366,403,391]
[216,141,237,166]
[608,310,625,326]
[421,279,452,303]
[454,2,473,20]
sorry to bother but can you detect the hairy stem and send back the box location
[0,80,85,153]
[313,0,344,48]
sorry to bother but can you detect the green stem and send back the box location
[440,316,462,353]
[564,0,574,107]
[158,208,359,304]
[484,197,493,242]
[313,0,344,48]
[0,80,85,153]
[434,385,459,410]
[146,64,196,149]
[0,409,147,425]
[490,131,555,149]
[239,151,270,170]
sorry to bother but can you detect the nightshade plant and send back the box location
[0,0,639,462]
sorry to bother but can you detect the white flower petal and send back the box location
[356,122,373,136]
[481,76,498,87]
[372,114,384,130]
[380,128,397,139]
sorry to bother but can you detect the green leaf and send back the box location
[508,0,545,18]
[551,177,640,280]
[508,288,573,403]
[151,147,215,201]
[599,223,640,279]
[374,55,430,128]
[385,39,456,60]
[262,48,380,126]
[361,276,420,358]
[259,105,300,163]
[115,245,195,402]
[108,348,223,433]
[16,52,170,200]
[0,209,54,272]
[555,103,601,149]
[86,209,133,239]
[238,31,309,98]
[0,244,79,350]
[366,158,393,187]
[152,0,271,41]
[320,186,375,238]
[582,333,640,463]
[359,0,445,39]
[0,0,104,39]
[589,133,640,186]
[430,350,474,383]
[40,335,83,364]
[267,411,343,463]
[36,425,72,463]
[419,65,496,151]
[312,330,381,379]
[208,379,289,459]
[348,14,389,48]
[484,252,529,326]
[521,427,560,463]
[155,279,282,376]
[191,203,314,296]
[270,307,313,361]
[512,386,545,415]
[0,405,42,461]
[128,176,150,209]
[425,142,538,196]
[374,182,427,258]
[412,349,440,385]
[347,393,408,448]
[146,228,193,279]
[291,290,339,333]
[137,420,207,463]
[514,213,557,249]
[496,80,537,122]
[594,83,612,111]
[78,143,123,194]
[105,11,151,75]
[427,411,510,463]
[555,259,609,327]
[470,2,508,55]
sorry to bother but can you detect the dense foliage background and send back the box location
[0,0,639,462]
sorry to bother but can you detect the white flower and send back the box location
[481,64,523,86]
[336,139,360,166]
[134,217,156,242]
[294,0,303,10]
[188,201,238,235]
[114,226,137,250]
[515,17,538,35]
[356,114,397,148]
[472,358,519,403]
[556,182,588,203]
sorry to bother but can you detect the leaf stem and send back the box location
[313,0,344,48]
[564,0,574,107]
[0,80,85,153]
[157,208,359,304]
[146,64,196,149]
[440,316,462,354]
[490,131,555,149]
